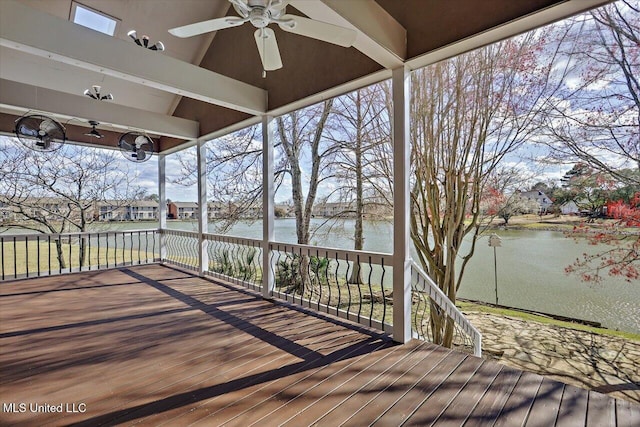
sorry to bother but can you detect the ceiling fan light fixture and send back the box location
[83,85,113,101]
[128,29,164,51]
[127,29,142,46]
[150,41,165,51]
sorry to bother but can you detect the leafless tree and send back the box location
[538,2,640,282]
[327,85,393,282]
[541,0,639,183]
[0,139,144,267]
[175,126,267,232]
[410,32,557,347]
[276,100,337,246]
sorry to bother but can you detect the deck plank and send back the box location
[617,398,640,427]
[0,265,637,427]
[492,371,544,427]
[400,357,486,427]
[555,385,589,427]
[463,367,522,427]
[524,377,565,426]
[196,339,405,426]
[423,359,503,426]
[586,391,616,427]
[370,351,469,426]
[280,342,449,427]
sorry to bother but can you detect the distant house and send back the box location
[312,202,353,218]
[520,191,553,214]
[97,201,128,221]
[275,204,294,217]
[207,202,226,219]
[168,201,198,219]
[560,201,580,215]
[0,197,87,221]
[0,200,14,222]
[127,200,158,220]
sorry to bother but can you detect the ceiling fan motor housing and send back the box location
[249,7,269,28]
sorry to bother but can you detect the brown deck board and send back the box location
[281,342,448,427]
[0,264,637,427]
[424,359,503,426]
[524,377,566,426]
[463,367,523,427]
[402,356,486,426]
[617,398,640,427]
[587,391,616,427]
[283,340,427,427]
[555,385,589,427]
[370,350,469,425]
[196,338,402,426]
[489,370,544,427]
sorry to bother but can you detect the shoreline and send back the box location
[457,298,604,329]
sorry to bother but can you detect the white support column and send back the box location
[262,115,275,298]
[392,66,412,343]
[158,153,167,262]
[197,140,209,276]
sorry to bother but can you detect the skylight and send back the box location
[71,2,118,36]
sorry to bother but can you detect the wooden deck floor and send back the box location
[1,264,638,426]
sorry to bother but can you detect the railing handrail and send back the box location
[0,229,157,240]
[269,241,392,266]
[203,232,263,247]
[410,261,482,357]
[159,229,393,266]
[158,228,197,238]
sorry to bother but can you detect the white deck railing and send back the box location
[0,230,159,280]
[410,262,482,357]
[1,228,481,356]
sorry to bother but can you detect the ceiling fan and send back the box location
[168,0,357,71]
[84,120,103,139]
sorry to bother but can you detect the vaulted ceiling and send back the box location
[0,0,611,153]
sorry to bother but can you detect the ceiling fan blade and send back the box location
[254,28,283,71]
[119,139,134,152]
[278,15,357,48]
[18,124,38,138]
[169,16,246,38]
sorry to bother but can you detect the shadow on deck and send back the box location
[1,264,638,426]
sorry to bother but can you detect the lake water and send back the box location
[5,219,639,334]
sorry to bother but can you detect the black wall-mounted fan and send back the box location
[14,114,66,152]
[118,132,154,163]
